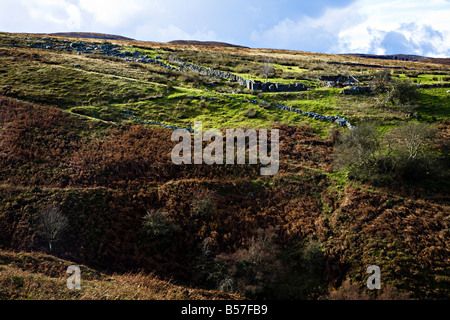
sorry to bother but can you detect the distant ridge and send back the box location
[48,32,134,41]
[168,40,249,48]
[346,53,450,66]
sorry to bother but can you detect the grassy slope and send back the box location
[0,32,449,300]
[2,32,449,134]
[0,249,242,300]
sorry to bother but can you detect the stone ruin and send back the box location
[320,75,360,87]
[342,86,371,95]
[169,56,308,93]
[28,40,180,71]
[25,38,308,93]
[246,80,307,92]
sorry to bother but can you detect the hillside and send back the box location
[348,53,450,66]
[0,249,242,300]
[0,32,449,300]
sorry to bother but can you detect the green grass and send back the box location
[273,64,309,74]
[1,32,449,136]
[395,72,450,84]
[416,88,450,121]
[0,57,163,107]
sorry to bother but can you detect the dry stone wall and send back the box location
[24,39,353,129]
[169,57,307,92]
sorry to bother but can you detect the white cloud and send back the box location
[250,3,364,52]
[66,4,82,29]
[250,0,450,56]
[136,24,217,42]
[24,0,69,27]
[77,0,156,28]
[0,0,448,56]
[338,0,450,56]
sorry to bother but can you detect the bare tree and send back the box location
[389,122,436,161]
[261,58,275,83]
[39,205,68,252]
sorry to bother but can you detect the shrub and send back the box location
[406,71,419,78]
[276,240,327,299]
[243,107,257,118]
[370,70,392,95]
[215,229,282,298]
[143,209,178,241]
[192,196,216,218]
[334,121,441,185]
[193,238,229,290]
[327,127,341,145]
[333,121,393,183]
[387,122,438,182]
[386,79,418,105]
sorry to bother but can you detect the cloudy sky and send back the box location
[1,0,449,57]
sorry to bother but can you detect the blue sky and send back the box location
[1,0,449,57]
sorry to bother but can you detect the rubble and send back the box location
[27,40,181,71]
[273,103,353,129]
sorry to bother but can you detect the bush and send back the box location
[215,229,282,298]
[276,240,327,299]
[370,70,392,95]
[334,121,441,185]
[333,121,393,182]
[386,79,418,105]
[243,107,257,118]
[192,196,216,218]
[143,209,178,241]
[327,127,341,145]
[387,122,438,182]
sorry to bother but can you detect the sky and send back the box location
[0,0,449,57]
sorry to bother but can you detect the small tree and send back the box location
[261,58,275,83]
[390,122,435,161]
[334,121,440,185]
[216,229,282,298]
[388,122,437,182]
[386,79,418,105]
[370,69,392,94]
[333,121,394,183]
[39,205,68,252]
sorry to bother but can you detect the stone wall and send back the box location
[169,56,307,92]
[246,80,307,92]
[25,39,308,92]
[25,40,353,129]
